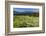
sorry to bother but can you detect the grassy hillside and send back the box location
[13,15,39,28]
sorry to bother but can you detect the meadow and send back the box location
[13,15,39,28]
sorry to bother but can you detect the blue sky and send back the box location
[13,8,39,12]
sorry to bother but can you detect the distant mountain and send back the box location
[13,11,39,15]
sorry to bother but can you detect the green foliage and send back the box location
[13,15,39,28]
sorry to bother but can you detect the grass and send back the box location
[13,15,39,28]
